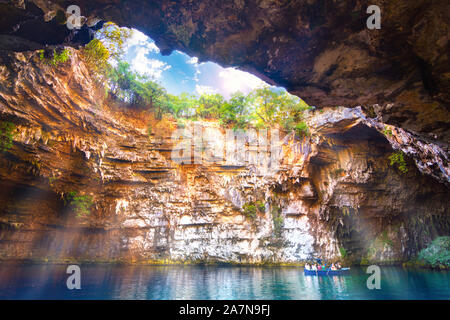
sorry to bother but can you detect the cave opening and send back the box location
[0,2,448,289]
[88,23,312,130]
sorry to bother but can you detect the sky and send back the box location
[123,30,274,99]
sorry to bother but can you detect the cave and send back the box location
[0,0,448,301]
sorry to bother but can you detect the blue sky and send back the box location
[123,30,272,99]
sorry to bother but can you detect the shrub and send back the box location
[0,121,16,152]
[417,236,450,268]
[256,200,266,213]
[242,203,257,219]
[40,48,71,66]
[339,247,347,258]
[52,49,70,65]
[64,191,93,218]
[242,200,266,220]
[294,121,310,137]
[389,151,408,174]
[382,126,393,137]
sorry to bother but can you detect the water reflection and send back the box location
[0,264,448,300]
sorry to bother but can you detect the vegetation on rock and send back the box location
[271,205,284,238]
[382,126,393,137]
[242,203,257,219]
[389,151,408,174]
[339,247,347,258]
[64,191,93,218]
[242,200,265,220]
[0,121,16,152]
[293,121,310,138]
[39,48,71,66]
[380,230,394,248]
[417,236,450,268]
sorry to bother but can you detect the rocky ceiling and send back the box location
[0,0,449,145]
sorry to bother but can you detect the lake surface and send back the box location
[0,264,448,300]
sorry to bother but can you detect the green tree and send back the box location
[95,22,132,61]
[278,93,310,132]
[107,61,138,101]
[166,93,197,118]
[249,86,281,126]
[133,80,168,118]
[196,93,225,119]
[82,39,110,75]
[82,22,132,81]
[248,86,311,134]
[219,91,250,128]
[106,61,174,118]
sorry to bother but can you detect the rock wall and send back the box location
[1,0,449,145]
[0,49,448,264]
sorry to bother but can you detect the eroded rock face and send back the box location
[0,50,448,264]
[1,0,449,145]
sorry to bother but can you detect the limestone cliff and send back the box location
[1,0,449,146]
[0,49,448,264]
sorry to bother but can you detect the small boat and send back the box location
[304,268,350,276]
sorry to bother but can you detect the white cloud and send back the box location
[126,30,169,79]
[127,30,148,47]
[124,29,271,97]
[187,57,199,64]
[145,42,160,53]
[127,30,160,53]
[195,84,217,95]
[218,68,266,97]
[131,47,171,79]
[193,68,201,82]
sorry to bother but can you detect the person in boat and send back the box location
[305,263,311,270]
[336,262,341,270]
[311,264,317,271]
[330,263,337,271]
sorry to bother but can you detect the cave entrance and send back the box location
[87,24,311,130]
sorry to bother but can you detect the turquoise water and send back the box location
[0,264,448,300]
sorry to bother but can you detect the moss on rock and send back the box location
[416,236,450,269]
